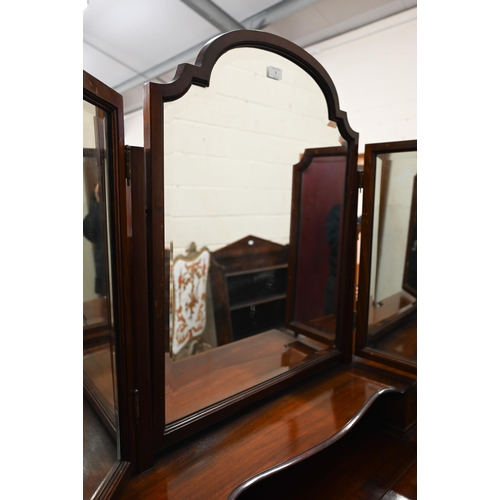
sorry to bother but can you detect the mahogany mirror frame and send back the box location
[403,174,417,297]
[355,139,417,374]
[84,71,153,498]
[143,29,359,451]
[285,145,360,355]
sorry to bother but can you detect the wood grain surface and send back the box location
[118,360,415,500]
[165,329,328,423]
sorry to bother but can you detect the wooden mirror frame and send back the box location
[285,146,360,355]
[144,29,359,451]
[403,174,417,297]
[355,140,417,374]
[83,71,153,499]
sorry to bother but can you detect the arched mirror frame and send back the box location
[144,30,359,450]
[84,71,149,498]
[355,139,417,374]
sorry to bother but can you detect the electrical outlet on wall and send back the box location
[267,66,282,80]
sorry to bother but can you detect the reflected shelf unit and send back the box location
[211,235,289,343]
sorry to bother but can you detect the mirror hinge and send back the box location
[125,147,132,186]
[133,389,139,424]
[357,170,364,191]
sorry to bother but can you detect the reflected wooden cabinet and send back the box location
[211,235,289,343]
[83,29,416,500]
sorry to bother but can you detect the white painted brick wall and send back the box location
[307,8,417,150]
[164,47,338,256]
[370,151,417,302]
[124,9,417,256]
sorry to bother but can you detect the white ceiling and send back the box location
[83,0,417,113]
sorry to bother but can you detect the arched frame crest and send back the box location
[151,29,358,143]
[143,29,360,449]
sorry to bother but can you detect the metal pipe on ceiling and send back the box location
[114,0,323,94]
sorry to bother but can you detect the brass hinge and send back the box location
[133,389,139,424]
[125,147,132,186]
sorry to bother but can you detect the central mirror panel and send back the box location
[164,48,342,358]
[145,31,359,437]
[163,47,343,423]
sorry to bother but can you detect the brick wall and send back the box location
[164,48,339,255]
[124,10,417,255]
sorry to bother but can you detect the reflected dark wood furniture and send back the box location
[211,235,289,344]
[83,307,111,350]
[369,309,417,360]
[164,329,328,424]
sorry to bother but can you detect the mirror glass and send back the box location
[83,99,119,499]
[293,151,347,339]
[367,150,417,362]
[163,47,343,423]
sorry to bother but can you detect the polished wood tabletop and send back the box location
[118,360,415,500]
[235,409,416,500]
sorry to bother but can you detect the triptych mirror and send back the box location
[83,29,416,492]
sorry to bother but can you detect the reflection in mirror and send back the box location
[292,148,347,340]
[83,99,119,499]
[403,175,417,297]
[367,149,417,362]
[162,46,343,423]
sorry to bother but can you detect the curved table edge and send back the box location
[227,385,402,500]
